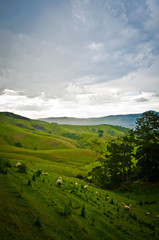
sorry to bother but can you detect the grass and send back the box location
[1,157,159,240]
[0,112,159,240]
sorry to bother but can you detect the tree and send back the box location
[98,129,104,137]
[90,135,134,188]
[132,111,159,181]
[105,136,134,186]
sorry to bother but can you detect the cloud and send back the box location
[0,0,159,117]
[88,42,104,50]
[135,97,149,103]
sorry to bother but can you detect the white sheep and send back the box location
[74,183,78,186]
[56,177,62,187]
[42,172,49,176]
[16,162,21,167]
[84,185,88,189]
[145,212,150,216]
[122,202,132,211]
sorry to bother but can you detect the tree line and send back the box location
[89,111,159,188]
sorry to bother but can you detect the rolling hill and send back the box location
[0,112,159,240]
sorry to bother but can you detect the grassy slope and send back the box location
[0,112,159,240]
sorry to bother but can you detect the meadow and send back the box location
[0,112,159,240]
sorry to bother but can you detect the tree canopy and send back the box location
[132,111,159,181]
[90,111,159,188]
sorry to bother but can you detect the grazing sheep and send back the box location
[74,183,78,186]
[122,202,132,211]
[145,212,150,216]
[42,172,49,176]
[16,162,21,167]
[56,177,62,187]
[84,185,88,189]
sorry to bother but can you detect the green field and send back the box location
[0,112,159,240]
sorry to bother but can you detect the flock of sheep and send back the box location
[16,162,158,216]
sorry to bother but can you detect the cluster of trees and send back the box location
[90,112,159,188]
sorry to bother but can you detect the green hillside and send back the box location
[0,112,128,151]
[0,112,159,240]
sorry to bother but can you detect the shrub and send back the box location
[15,142,22,148]
[0,159,12,174]
[35,170,42,177]
[32,174,36,181]
[76,173,84,179]
[130,213,137,220]
[91,218,95,225]
[0,160,7,174]
[5,159,12,168]
[27,180,31,186]
[34,216,41,227]
[81,204,86,218]
[18,163,27,173]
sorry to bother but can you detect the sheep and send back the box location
[122,202,132,211]
[84,185,88,189]
[56,177,62,187]
[42,172,49,176]
[16,162,21,167]
[145,212,150,216]
[74,183,78,186]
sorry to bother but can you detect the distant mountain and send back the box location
[38,113,134,128]
[39,111,158,129]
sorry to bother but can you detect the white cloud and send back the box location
[0,0,159,118]
[88,42,104,50]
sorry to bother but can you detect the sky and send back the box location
[0,0,159,119]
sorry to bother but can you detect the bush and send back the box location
[32,174,36,181]
[76,173,84,179]
[34,216,41,227]
[91,218,95,225]
[15,142,22,148]
[27,180,31,186]
[5,159,12,168]
[130,212,137,220]
[18,163,27,173]
[81,204,86,218]
[35,170,42,177]
[0,159,12,174]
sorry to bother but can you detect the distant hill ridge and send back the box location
[39,111,158,128]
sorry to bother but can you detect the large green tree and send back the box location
[90,135,134,188]
[132,111,159,181]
